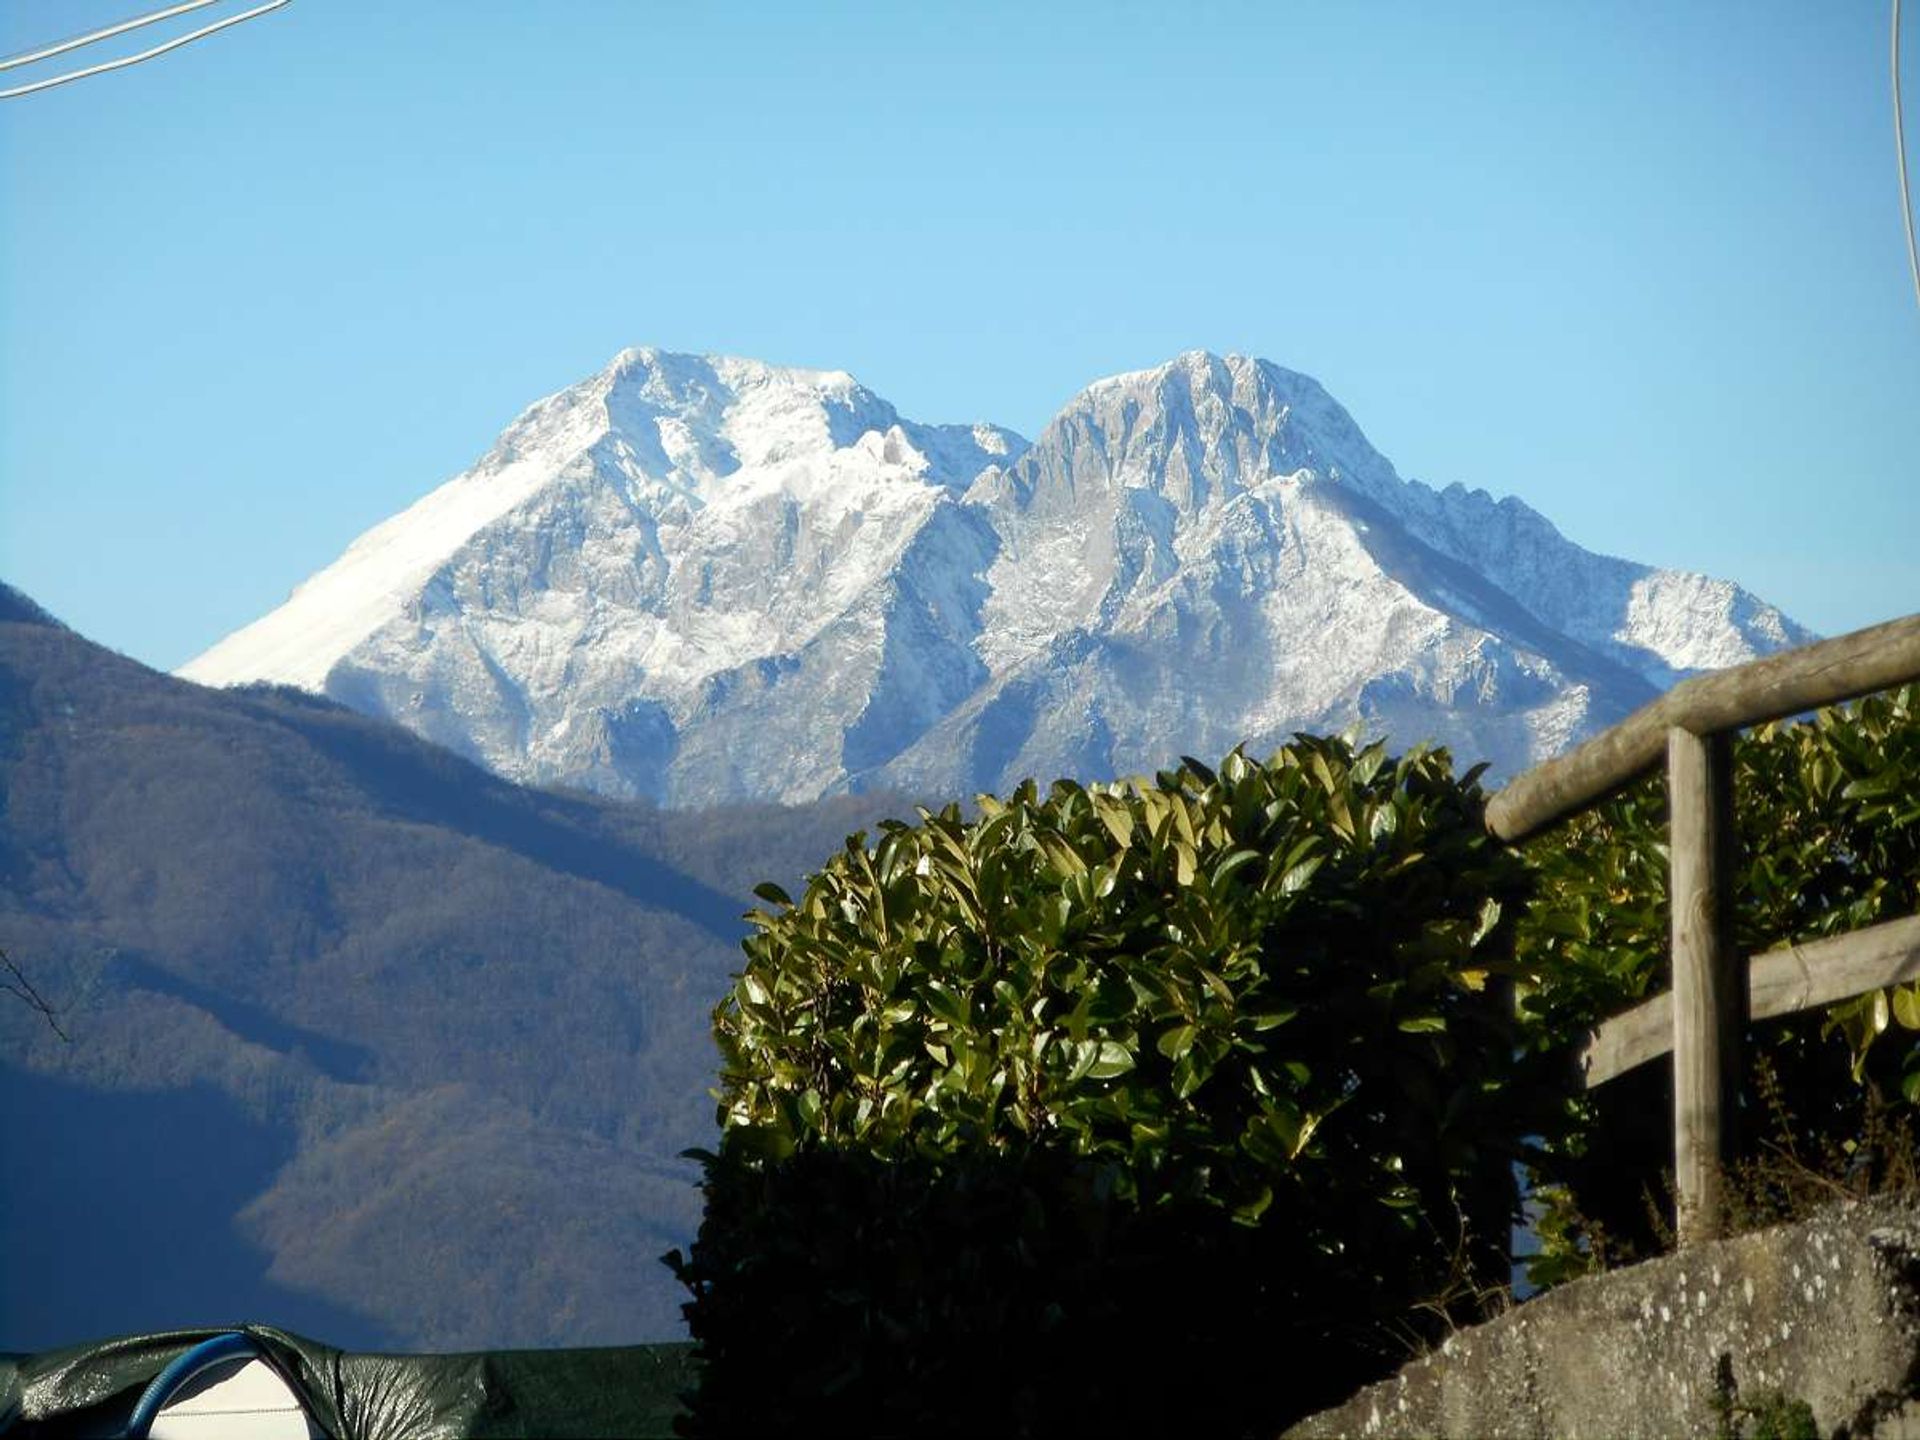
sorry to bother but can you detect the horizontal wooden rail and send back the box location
[1487,613,1920,843]
[1579,912,1920,1087]
[1493,614,1920,1243]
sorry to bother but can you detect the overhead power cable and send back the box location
[1898,0,1920,314]
[0,0,291,101]
[0,0,225,72]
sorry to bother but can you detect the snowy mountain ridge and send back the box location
[181,347,1808,804]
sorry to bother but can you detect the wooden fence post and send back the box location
[1668,727,1741,1244]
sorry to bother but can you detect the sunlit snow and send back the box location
[178,348,1812,805]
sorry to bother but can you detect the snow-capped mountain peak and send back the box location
[181,348,1809,804]
[182,349,1027,695]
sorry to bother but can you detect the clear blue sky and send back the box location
[3,0,1916,671]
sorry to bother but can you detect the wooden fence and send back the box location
[1483,613,1920,1244]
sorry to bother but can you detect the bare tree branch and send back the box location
[2,945,71,1043]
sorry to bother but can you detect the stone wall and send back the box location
[1286,1200,1920,1439]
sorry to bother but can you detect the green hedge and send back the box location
[669,738,1562,1435]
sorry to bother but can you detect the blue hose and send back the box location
[124,1331,258,1439]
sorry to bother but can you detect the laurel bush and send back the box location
[670,737,1555,1435]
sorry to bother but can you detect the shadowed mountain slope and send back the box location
[0,584,897,1351]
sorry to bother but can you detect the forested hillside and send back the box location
[0,584,900,1350]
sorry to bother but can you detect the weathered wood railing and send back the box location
[1484,613,1920,1244]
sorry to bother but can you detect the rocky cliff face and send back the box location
[181,348,1809,803]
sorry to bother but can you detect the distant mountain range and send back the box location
[182,348,1810,804]
[0,584,893,1351]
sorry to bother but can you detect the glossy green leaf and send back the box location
[1212,848,1261,888]
[1156,1023,1197,1060]
[1087,1040,1135,1080]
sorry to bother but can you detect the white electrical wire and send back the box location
[1897,0,1920,314]
[0,0,291,101]
[0,0,225,72]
